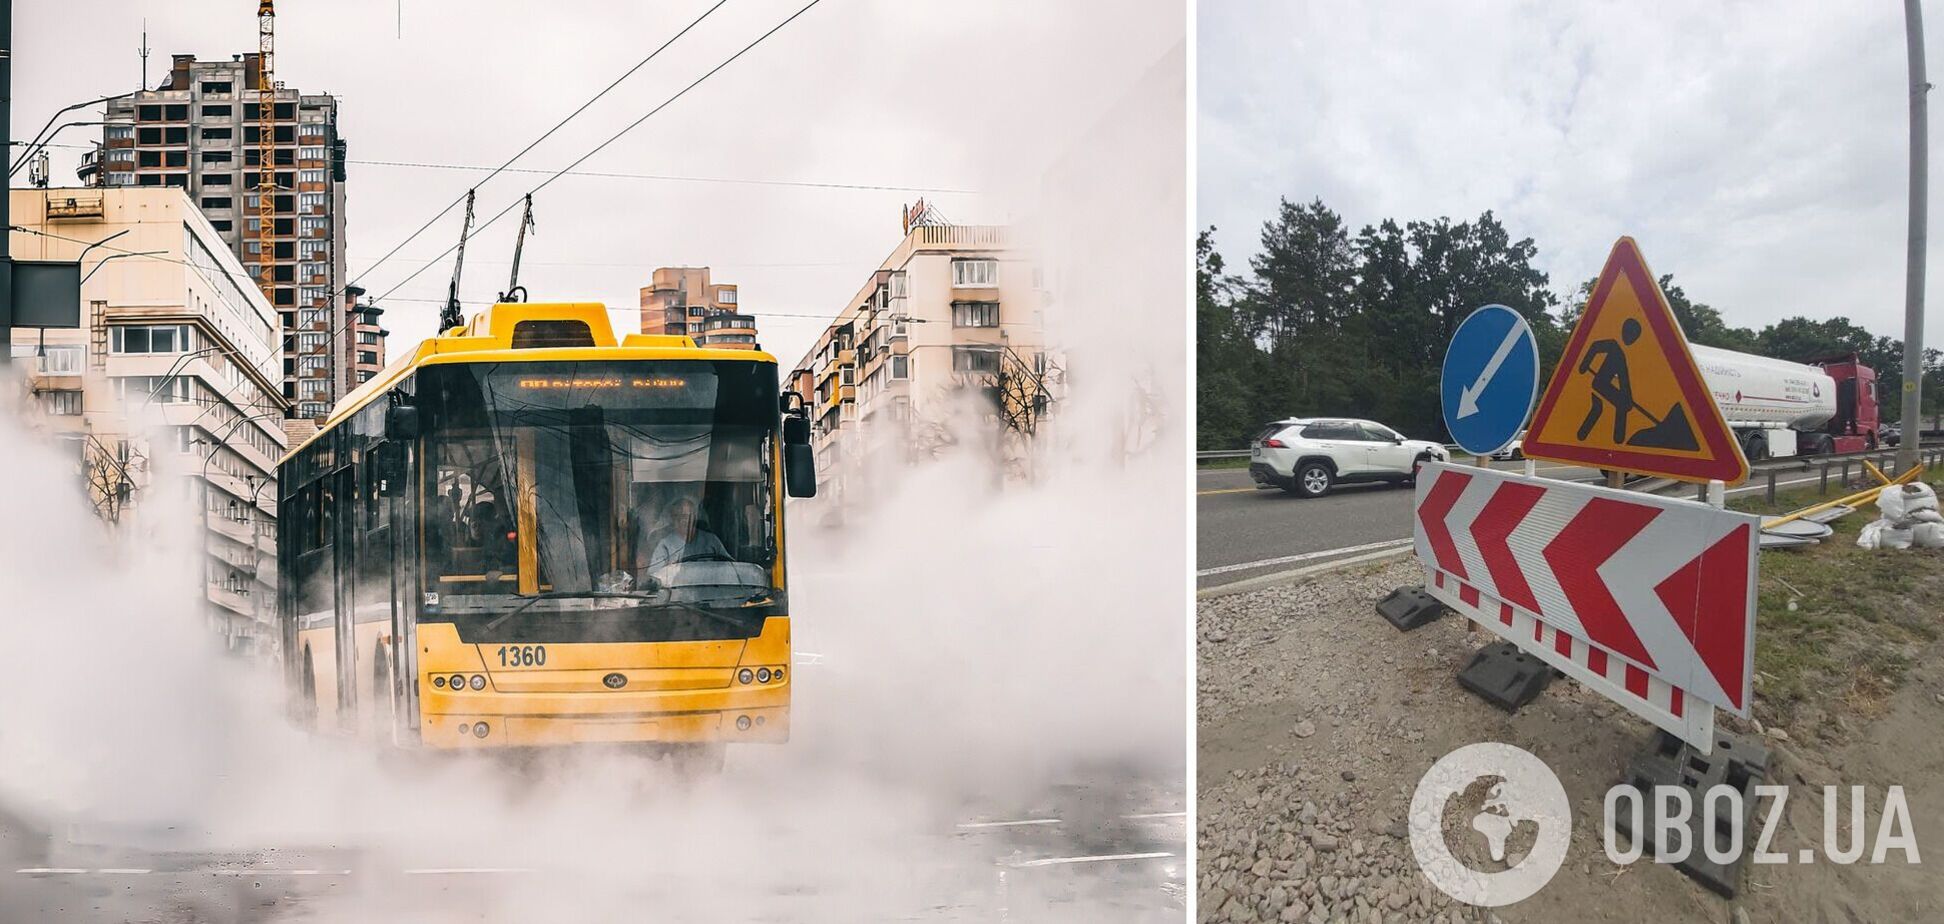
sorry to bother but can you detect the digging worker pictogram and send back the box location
[1574,318,1698,452]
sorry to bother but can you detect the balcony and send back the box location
[206,583,254,619]
[206,511,253,544]
[912,224,1008,247]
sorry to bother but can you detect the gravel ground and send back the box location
[1197,558,1944,924]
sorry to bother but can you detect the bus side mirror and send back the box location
[785,443,816,498]
[783,413,810,446]
[386,405,420,441]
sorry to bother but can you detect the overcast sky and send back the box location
[1201,1,1942,346]
[16,0,1179,368]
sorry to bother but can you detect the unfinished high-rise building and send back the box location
[78,52,377,422]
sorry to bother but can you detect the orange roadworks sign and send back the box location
[1522,237,1749,485]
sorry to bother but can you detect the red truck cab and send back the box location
[1811,353,1879,453]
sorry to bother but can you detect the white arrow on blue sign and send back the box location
[1440,304,1540,457]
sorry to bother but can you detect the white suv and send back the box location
[1248,418,1450,497]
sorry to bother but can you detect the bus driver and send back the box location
[635,496,729,577]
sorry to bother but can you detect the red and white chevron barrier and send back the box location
[1412,463,1761,751]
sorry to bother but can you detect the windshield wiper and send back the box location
[479,590,759,635]
[482,590,657,634]
[657,598,761,632]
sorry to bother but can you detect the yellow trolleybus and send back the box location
[276,302,814,767]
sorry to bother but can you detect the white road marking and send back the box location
[402,867,536,875]
[98,868,151,874]
[1121,811,1186,820]
[1198,538,1415,577]
[1012,852,1175,868]
[211,869,350,876]
[957,818,1062,829]
[15,868,86,874]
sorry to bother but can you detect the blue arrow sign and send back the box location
[1441,304,1539,457]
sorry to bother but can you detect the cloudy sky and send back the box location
[1201,1,1940,344]
[17,0,1180,368]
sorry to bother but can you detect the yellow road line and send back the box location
[1197,487,1261,496]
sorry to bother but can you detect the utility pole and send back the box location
[1902,0,1930,471]
[1,0,14,368]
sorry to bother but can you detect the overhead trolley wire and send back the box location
[345,0,732,295]
[371,0,829,308]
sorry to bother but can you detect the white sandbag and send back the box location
[1914,522,1944,549]
[1880,524,1915,550]
[1858,520,1884,549]
[1911,509,1944,525]
[1878,483,1939,521]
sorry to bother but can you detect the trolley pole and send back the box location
[1900,0,1929,471]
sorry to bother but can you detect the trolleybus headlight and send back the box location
[469,674,486,691]
[433,676,447,688]
[736,715,752,731]
[449,674,466,690]
[756,667,771,683]
[457,722,473,736]
[772,667,783,681]
[738,668,754,685]
[473,722,490,738]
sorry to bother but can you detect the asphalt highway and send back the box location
[1195,458,1604,590]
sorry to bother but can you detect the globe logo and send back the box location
[1407,742,1572,906]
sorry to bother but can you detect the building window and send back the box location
[718,288,737,305]
[11,343,83,374]
[359,371,375,383]
[891,355,909,379]
[951,258,997,288]
[952,346,1000,373]
[138,105,162,121]
[201,196,233,211]
[951,301,999,328]
[358,350,377,365]
[116,375,192,404]
[202,106,232,119]
[299,169,326,184]
[110,324,193,355]
[210,220,232,232]
[204,173,233,186]
[40,390,82,416]
[201,81,232,95]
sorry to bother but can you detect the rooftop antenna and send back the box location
[441,189,477,332]
[498,194,535,303]
[139,20,149,89]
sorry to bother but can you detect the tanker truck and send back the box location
[1688,345,1880,460]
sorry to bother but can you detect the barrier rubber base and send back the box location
[1611,728,1771,898]
[1454,641,1553,712]
[1375,585,1447,632]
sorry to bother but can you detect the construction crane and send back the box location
[441,189,477,333]
[255,0,276,302]
[499,194,535,303]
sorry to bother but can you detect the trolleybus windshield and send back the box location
[416,359,780,642]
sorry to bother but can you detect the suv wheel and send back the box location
[1288,461,1333,498]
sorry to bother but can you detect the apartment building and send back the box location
[638,266,760,350]
[10,188,291,654]
[790,214,1060,509]
[79,52,352,421]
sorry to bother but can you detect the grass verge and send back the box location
[1729,476,1944,731]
